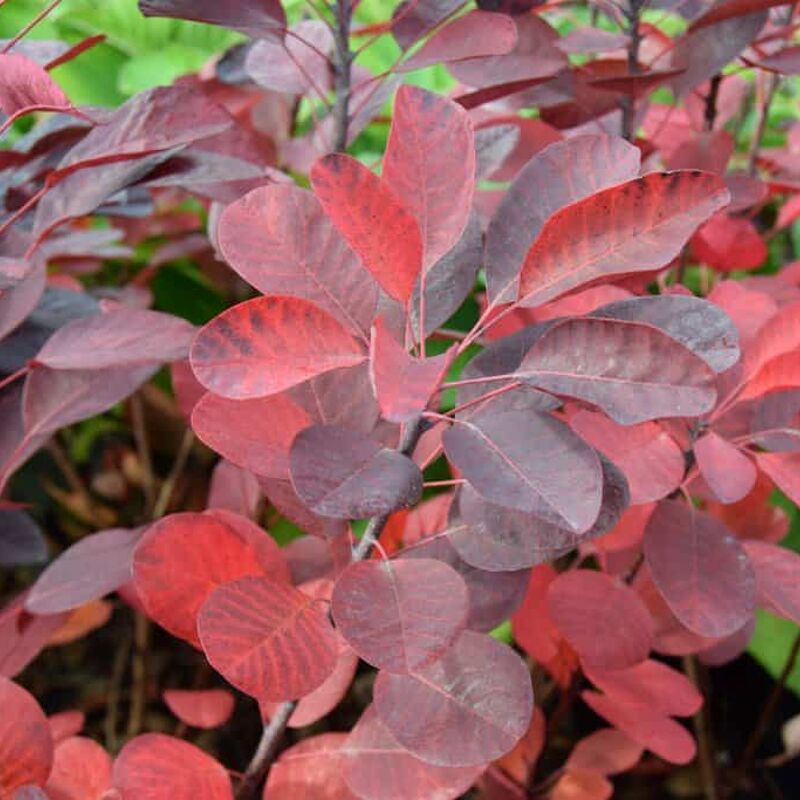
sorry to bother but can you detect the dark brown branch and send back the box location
[684,655,719,800]
[734,629,800,788]
[705,73,723,132]
[748,73,779,176]
[331,0,353,152]
[620,0,643,142]
[234,416,426,798]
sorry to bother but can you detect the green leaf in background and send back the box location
[748,610,800,698]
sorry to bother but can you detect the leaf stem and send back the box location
[235,415,426,797]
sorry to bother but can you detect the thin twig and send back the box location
[735,629,800,786]
[151,429,194,520]
[1,0,64,54]
[126,611,151,738]
[331,0,353,152]
[129,394,156,515]
[46,437,95,515]
[683,655,719,800]
[620,0,643,142]
[104,626,132,751]
[705,73,723,132]
[235,417,426,798]
[748,73,779,175]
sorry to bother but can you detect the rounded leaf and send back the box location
[162,690,235,730]
[190,296,365,399]
[290,424,423,519]
[374,631,533,766]
[197,576,338,702]
[0,677,53,795]
[332,559,468,672]
[45,736,112,800]
[112,734,232,799]
[548,570,654,670]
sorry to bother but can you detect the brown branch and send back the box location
[151,428,194,520]
[620,0,644,142]
[704,73,723,132]
[683,655,719,800]
[126,610,151,738]
[130,394,156,515]
[331,0,353,152]
[748,73,779,176]
[234,416,426,798]
[734,629,800,788]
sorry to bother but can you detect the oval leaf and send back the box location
[332,558,468,672]
[547,570,653,670]
[374,631,533,767]
[197,576,338,702]
[643,500,756,638]
[290,424,423,519]
[45,736,112,800]
[162,689,235,730]
[112,734,232,799]
[190,296,366,400]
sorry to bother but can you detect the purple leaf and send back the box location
[289,424,423,519]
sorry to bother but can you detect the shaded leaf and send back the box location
[442,407,603,531]
[197,575,338,702]
[190,296,366,400]
[112,734,232,799]
[566,729,643,776]
[332,558,468,672]
[743,540,800,624]
[26,528,144,614]
[374,631,533,766]
[290,424,422,519]
[138,0,285,38]
[310,154,422,303]
[518,172,729,308]
[0,509,47,567]
[643,500,756,637]
[517,317,717,424]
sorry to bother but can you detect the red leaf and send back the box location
[342,705,483,800]
[584,660,702,717]
[0,677,53,795]
[739,351,800,401]
[374,631,533,766]
[332,558,468,672]
[486,135,640,305]
[743,540,800,624]
[138,0,285,38]
[694,431,757,504]
[581,690,696,765]
[517,317,717,424]
[207,461,261,519]
[261,638,358,728]
[192,392,311,480]
[47,711,85,744]
[133,512,285,647]
[442,408,603,532]
[741,301,800,382]
[310,154,423,303]
[26,528,144,614]
[382,86,474,270]
[289,425,423,519]
[690,0,791,31]
[547,570,653,670]
[566,728,643,776]
[112,734,232,799]
[551,770,613,800]
[45,737,112,800]
[162,689,234,730]
[571,411,684,504]
[369,317,451,422]
[34,308,195,370]
[692,214,767,272]
[643,500,756,637]
[197,576,338,702]
[263,733,355,800]
[400,11,517,71]
[512,565,564,664]
[518,171,729,308]
[0,508,47,567]
[190,296,366,400]
[216,185,377,339]
[0,53,72,124]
